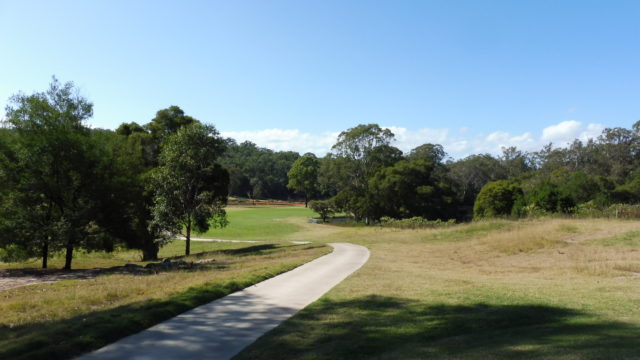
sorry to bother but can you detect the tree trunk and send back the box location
[304,194,308,208]
[185,221,191,256]
[63,242,74,270]
[141,241,160,261]
[41,241,48,269]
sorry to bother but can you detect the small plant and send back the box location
[379,216,456,229]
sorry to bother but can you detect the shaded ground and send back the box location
[236,295,640,360]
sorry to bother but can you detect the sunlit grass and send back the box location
[196,205,315,240]
[236,217,640,359]
[0,242,330,360]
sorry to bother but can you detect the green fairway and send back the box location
[196,206,315,240]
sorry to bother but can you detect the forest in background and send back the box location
[2,78,640,268]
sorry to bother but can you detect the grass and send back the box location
[590,230,640,247]
[0,240,330,360]
[196,206,315,240]
[6,206,640,359]
[0,205,315,270]
[234,217,640,359]
[0,239,253,270]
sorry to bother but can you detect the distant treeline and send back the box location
[304,122,640,223]
[2,78,640,268]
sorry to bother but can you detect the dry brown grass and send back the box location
[285,217,640,317]
[0,244,328,328]
[236,217,640,359]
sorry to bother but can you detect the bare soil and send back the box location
[0,265,150,292]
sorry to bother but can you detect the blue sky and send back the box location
[1,0,639,157]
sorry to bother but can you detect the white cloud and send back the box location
[222,120,606,159]
[541,120,604,146]
[541,120,582,143]
[221,128,339,155]
[384,126,449,152]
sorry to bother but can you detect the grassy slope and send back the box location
[235,218,640,359]
[0,206,329,360]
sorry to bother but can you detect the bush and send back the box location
[309,200,335,222]
[379,217,456,229]
[474,180,523,219]
[0,244,32,262]
[573,203,640,219]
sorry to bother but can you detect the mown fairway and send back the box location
[0,206,328,360]
[197,205,315,240]
[236,216,640,359]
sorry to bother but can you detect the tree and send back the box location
[407,143,446,164]
[152,123,229,256]
[473,180,523,219]
[448,154,507,219]
[287,153,320,206]
[500,146,532,178]
[146,105,198,141]
[220,140,300,200]
[368,159,456,221]
[309,200,335,222]
[328,124,397,222]
[3,77,99,269]
[92,129,170,260]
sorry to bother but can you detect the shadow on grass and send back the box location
[219,244,279,256]
[0,263,301,360]
[236,295,640,359]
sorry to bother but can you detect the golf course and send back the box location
[2,206,640,359]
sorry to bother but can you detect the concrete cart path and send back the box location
[76,242,370,360]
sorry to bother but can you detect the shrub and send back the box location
[309,200,335,222]
[474,180,523,219]
[379,216,456,229]
[574,203,640,219]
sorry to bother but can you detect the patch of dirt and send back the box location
[0,268,103,292]
[0,259,219,292]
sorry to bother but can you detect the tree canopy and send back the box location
[151,123,229,256]
[287,153,320,207]
[2,77,99,269]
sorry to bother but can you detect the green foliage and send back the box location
[0,244,32,262]
[368,160,456,221]
[326,124,400,221]
[525,181,563,213]
[145,105,198,140]
[287,154,320,206]
[406,143,446,164]
[379,217,456,229]
[473,180,523,219]
[221,140,299,199]
[448,154,507,207]
[613,174,640,203]
[152,123,229,255]
[92,128,169,261]
[309,200,335,222]
[2,77,100,269]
